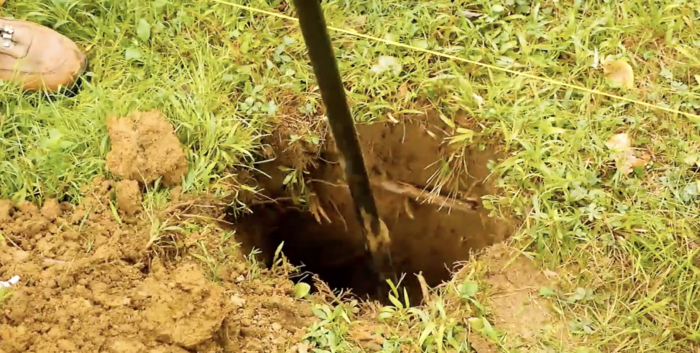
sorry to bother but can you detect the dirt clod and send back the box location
[0,178,315,353]
[0,199,11,222]
[106,110,188,186]
[39,198,62,221]
[115,179,143,215]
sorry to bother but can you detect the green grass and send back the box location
[0,287,10,306]
[2,0,700,352]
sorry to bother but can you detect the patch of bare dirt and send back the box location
[0,177,315,353]
[470,244,569,351]
[106,110,188,186]
[364,244,567,353]
[482,245,554,340]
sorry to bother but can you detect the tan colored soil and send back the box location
[482,245,555,340]
[0,200,12,222]
[106,110,188,186]
[471,244,568,351]
[0,177,315,353]
[39,198,62,221]
[115,179,142,215]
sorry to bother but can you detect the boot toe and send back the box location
[0,18,86,92]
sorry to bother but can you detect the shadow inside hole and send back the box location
[229,193,508,305]
[228,203,379,300]
[230,116,512,304]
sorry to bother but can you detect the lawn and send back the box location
[2,0,700,352]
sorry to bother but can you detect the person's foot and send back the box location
[0,18,87,93]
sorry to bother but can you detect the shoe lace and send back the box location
[1,25,14,48]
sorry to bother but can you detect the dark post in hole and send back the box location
[292,0,398,298]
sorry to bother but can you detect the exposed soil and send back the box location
[478,244,566,350]
[0,178,315,353]
[106,110,188,186]
[234,111,514,304]
[0,200,12,223]
[431,244,567,353]
[115,180,142,215]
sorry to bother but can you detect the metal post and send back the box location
[291,0,396,296]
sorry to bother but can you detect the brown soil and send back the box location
[106,110,188,186]
[0,178,315,353]
[115,180,142,215]
[0,200,13,222]
[481,245,558,343]
[456,244,568,352]
[234,112,514,304]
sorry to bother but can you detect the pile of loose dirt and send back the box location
[0,178,316,353]
[106,110,188,187]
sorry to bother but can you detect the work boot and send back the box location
[0,18,86,93]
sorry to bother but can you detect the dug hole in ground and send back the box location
[0,110,566,352]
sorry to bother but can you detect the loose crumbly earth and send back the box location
[106,110,188,186]
[115,180,142,215]
[0,178,316,353]
[0,183,561,353]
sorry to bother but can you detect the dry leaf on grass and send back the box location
[605,133,649,174]
[605,133,632,150]
[604,60,634,89]
[397,83,409,99]
[591,48,599,69]
[371,56,402,75]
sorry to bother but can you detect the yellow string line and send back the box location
[213,0,700,120]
